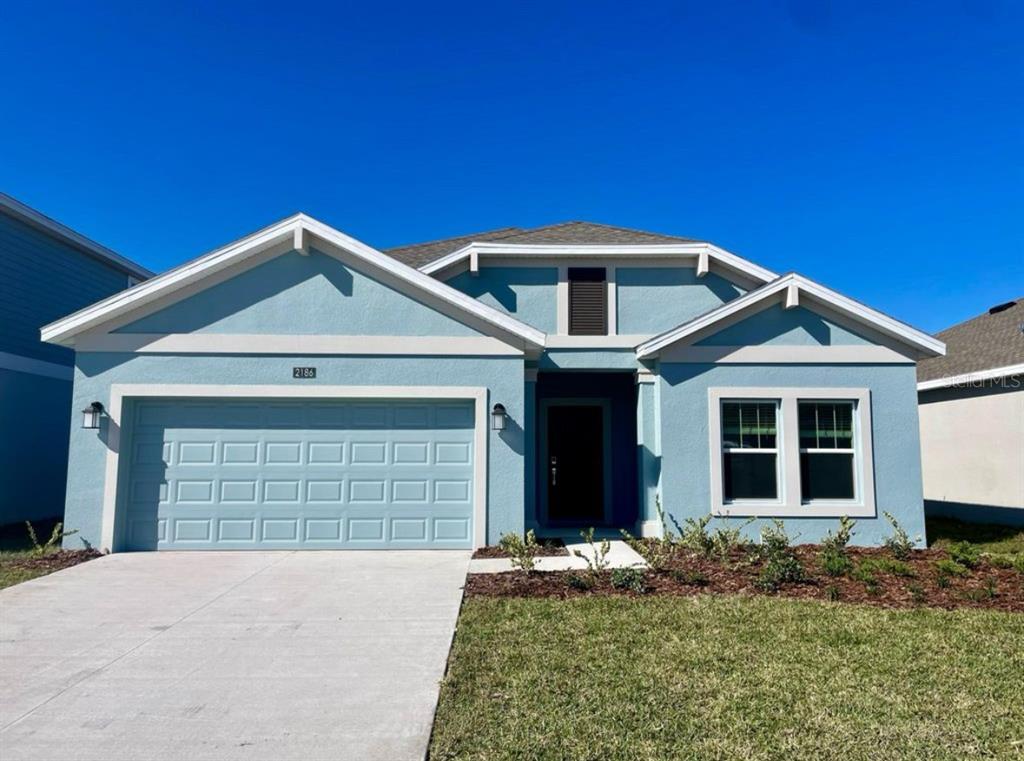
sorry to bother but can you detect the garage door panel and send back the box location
[122,399,475,550]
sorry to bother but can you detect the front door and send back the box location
[546,404,606,523]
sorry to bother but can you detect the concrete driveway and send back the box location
[0,551,470,761]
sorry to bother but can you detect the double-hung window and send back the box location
[720,401,779,501]
[709,388,875,517]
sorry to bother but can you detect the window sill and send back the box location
[712,502,876,518]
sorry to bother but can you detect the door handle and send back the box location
[550,456,557,486]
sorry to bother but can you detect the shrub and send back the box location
[756,520,806,591]
[822,516,857,554]
[820,548,854,577]
[679,515,714,556]
[909,583,926,605]
[573,527,611,576]
[670,568,708,586]
[25,521,78,555]
[947,541,981,569]
[824,584,841,602]
[858,557,916,578]
[566,573,594,591]
[710,518,754,560]
[498,530,540,573]
[984,577,998,599]
[987,554,1014,569]
[620,499,676,572]
[1016,555,1024,575]
[935,558,970,578]
[936,572,952,589]
[851,562,880,594]
[610,567,648,593]
[759,519,794,557]
[882,512,915,560]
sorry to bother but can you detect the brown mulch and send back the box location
[0,549,102,574]
[465,544,1024,613]
[472,539,569,559]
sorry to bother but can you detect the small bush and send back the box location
[909,583,926,605]
[984,577,998,599]
[882,512,915,560]
[935,558,970,578]
[679,515,714,556]
[858,557,916,578]
[987,554,1014,569]
[851,563,878,587]
[566,572,594,591]
[610,567,648,593]
[25,521,78,555]
[756,520,805,591]
[760,519,793,556]
[947,541,981,569]
[936,572,952,589]
[822,516,856,554]
[820,547,854,577]
[710,518,754,560]
[824,584,840,602]
[498,530,540,573]
[670,568,708,586]
[573,527,611,576]
[1015,555,1024,575]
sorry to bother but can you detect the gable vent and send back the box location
[568,267,608,336]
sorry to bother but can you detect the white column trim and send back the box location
[100,383,490,551]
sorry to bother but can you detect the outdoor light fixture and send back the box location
[82,402,104,429]
[490,403,508,431]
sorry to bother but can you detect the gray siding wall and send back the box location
[0,211,133,365]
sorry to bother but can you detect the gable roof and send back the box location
[385,221,699,267]
[917,298,1024,389]
[636,273,945,360]
[1,192,153,280]
[40,213,545,350]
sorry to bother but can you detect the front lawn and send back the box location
[431,596,1024,760]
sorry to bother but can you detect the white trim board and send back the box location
[707,386,876,518]
[637,273,945,360]
[1,192,153,279]
[661,345,913,364]
[419,242,778,286]
[98,384,490,552]
[75,334,524,356]
[41,214,546,351]
[917,363,1024,391]
[0,351,74,380]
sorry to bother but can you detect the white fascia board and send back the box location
[636,273,946,360]
[418,242,778,284]
[1,192,154,279]
[917,363,1024,391]
[41,214,546,350]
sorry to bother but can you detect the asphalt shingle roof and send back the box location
[917,298,1024,382]
[384,221,700,268]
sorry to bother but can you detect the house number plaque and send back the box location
[292,367,317,379]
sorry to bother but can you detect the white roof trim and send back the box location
[419,241,777,284]
[636,273,946,360]
[0,192,153,279]
[917,363,1024,391]
[41,213,546,349]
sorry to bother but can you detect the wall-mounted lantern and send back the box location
[82,402,104,429]
[490,403,508,431]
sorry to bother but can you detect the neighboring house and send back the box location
[917,299,1024,526]
[41,216,944,552]
[1,193,152,525]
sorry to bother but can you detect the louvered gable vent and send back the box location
[568,267,607,336]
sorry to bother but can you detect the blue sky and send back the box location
[2,1,1021,332]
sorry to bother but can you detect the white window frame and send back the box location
[708,387,876,517]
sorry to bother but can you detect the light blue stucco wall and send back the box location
[445,266,558,333]
[0,369,74,524]
[539,349,640,371]
[616,267,744,334]
[696,304,872,346]
[65,353,525,549]
[655,362,926,546]
[117,249,478,336]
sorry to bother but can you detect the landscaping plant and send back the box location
[882,511,915,559]
[946,541,980,569]
[710,517,754,560]
[756,520,806,591]
[678,515,714,556]
[25,521,78,555]
[610,567,648,593]
[498,530,540,573]
[573,527,611,576]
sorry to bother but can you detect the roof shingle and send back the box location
[384,221,700,268]
[917,298,1024,382]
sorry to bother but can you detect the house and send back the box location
[917,299,1024,526]
[0,193,152,526]
[41,216,944,551]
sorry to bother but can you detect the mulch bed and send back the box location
[465,545,1024,612]
[0,549,102,575]
[472,539,569,559]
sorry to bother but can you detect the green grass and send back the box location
[927,516,1024,557]
[431,596,1024,760]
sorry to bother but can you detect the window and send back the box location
[721,401,779,500]
[567,267,607,335]
[708,387,875,517]
[799,401,855,501]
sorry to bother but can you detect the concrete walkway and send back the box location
[468,538,647,574]
[0,551,470,761]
